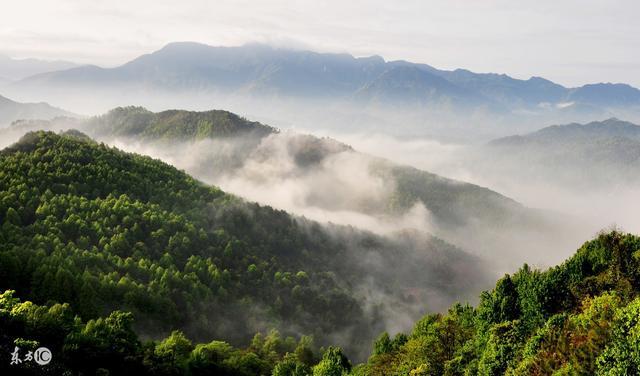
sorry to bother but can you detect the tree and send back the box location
[272,353,311,376]
[312,347,351,376]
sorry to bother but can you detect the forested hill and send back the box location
[356,230,640,375]
[5,106,569,268]
[86,106,277,141]
[0,130,488,370]
[90,106,533,225]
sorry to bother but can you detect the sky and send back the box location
[1,0,639,87]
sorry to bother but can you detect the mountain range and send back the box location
[11,42,640,114]
[0,93,73,126]
[0,54,79,82]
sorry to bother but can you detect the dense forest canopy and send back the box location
[0,130,488,371]
[355,231,640,375]
[3,222,640,374]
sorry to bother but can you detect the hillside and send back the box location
[88,106,531,226]
[481,118,640,188]
[18,106,527,228]
[356,230,640,375]
[3,226,639,374]
[0,130,489,363]
[490,118,640,145]
[85,106,276,141]
[0,93,72,125]
[4,107,574,268]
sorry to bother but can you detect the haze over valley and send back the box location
[2,2,640,374]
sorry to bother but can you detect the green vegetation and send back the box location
[0,130,485,374]
[7,106,552,247]
[4,129,638,375]
[4,221,640,375]
[87,106,276,142]
[0,290,319,375]
[0,130,364,345]
[357,231,640,375]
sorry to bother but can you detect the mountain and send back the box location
[18,42,388,97]
[8,106,579,270]
[437,70,568,108]
[568,83,640,107]
[0,130,491,362]
[84,106,527,227]
[0,54,79,81]
[491,117,640,144]
[482,118,640,188]
[13,42,640,114]
[354,66,493,109]
[0,93,73,125]
[78,108,538,227]
[86,105,276,141]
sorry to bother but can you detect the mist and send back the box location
[5,79,633,142]
[2,99,637,361]
[316,129,640,240]
[67,117,584,272]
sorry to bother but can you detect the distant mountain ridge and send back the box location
[0,93,73,125]
[14,42,640,112]
[481,118,640,188]
[0,54,79,82]
[490,118,640,145]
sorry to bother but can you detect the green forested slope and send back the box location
[356,231,640,375]
[86,106,276,142]
[0,130,358,341]
[89,107,543,237]
[8,107,545,235]
[0,130,485,374]
[3,212,639,374]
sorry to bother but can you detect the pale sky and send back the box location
[1,0,639,87]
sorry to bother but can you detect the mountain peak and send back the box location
[10,42,640,113]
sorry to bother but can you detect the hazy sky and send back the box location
[1,0,639,87]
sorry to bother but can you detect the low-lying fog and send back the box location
[315,130,640,235]
[96,130,592,272]
[3,104,638,357]
[3,105,631,272]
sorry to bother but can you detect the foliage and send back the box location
[360,231,640,375]
[87,106,276,142]
[0,290,313,375]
